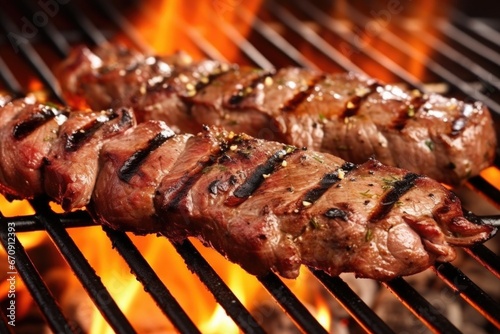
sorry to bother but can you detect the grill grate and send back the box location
[0,1,499,333]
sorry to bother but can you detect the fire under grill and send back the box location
[0,0,499,333]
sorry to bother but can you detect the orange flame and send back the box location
[129,0,264,60]
[0,195,46,250]
[0,195,47,322]
[315,297,332,331]
[3,1,493,332]
[480,166,500,191]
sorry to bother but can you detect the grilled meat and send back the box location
[92,120,191,234]
[0,98,495,280]
[0,93,135,210]
[56,44,497,186]
[44,107,135,210]
[0,96,62,199]
[152,127,494,279]
[0,93,12,108]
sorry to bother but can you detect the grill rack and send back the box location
[0,0,499,333]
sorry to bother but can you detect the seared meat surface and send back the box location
[152,127,494,279]
[0,93,12,108]
[0,96,63,198]
[92,120,191,234]
[56,44,497,186]
[44,107,135,210]
[0,98,495,280]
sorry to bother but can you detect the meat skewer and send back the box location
[0,94,495,281]
[55,44,498,186]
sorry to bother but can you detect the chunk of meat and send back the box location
[55,44,497,185]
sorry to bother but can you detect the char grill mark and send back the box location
[118,108,134,126]
[370,173,421,222]
[227,146,298,206]
[302,162,357,205]
[342,82,381,118]
[118,128,175,183]
[391,95,427,130]
[0,95,497,280]
[54,45,496,185]
[208,179,220,195]
[324,208,348,221]
[228,70,275,105]
[13,105,64,140]
[65,110,118,152]
[160,140,231,214]
[55,45,498,186]
[280,74,326,112]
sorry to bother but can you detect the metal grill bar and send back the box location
[236,6,319,69]
[451,9,500,48]
[468,175,500,204]
[0,213,74,334]
[0,311,14,334]
[9,211,98,232]
[103,227,200,334]
[291,0,424,88]
[258,273,329,334]
[0,12,64,103]
[16,0,71,57]
[411,27,500,94]
[465,244,500,279]
[171,239,266,334]
[267,1,364,74]
[0,56,23,97]
[436,19,500,66]
[312,270,395,334]
[0,1,499,333]
[383,278,461,334]
[61,2,107,46]
[338,2,500,115]
[29,199,136,334]
[179,23,230,62]
[433,262,500,328]
[211,14,274,70]
[89,0,154,54]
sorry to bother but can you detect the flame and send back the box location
[202,304,239,334]
[131,0,180,53]
[129,0,264,60]
[88,233,163,334]
[3,0,485,332]
[28,79,44,94]
[86,233,254,333]
[0,195,48,322]
[80,228,335,334]
[0,195,47,250]
[480,166,500,191]
[315,297,332,331]
[81,1,338,332]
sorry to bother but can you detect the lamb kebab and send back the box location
[56,43,497,186]
[0,94,495,281]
